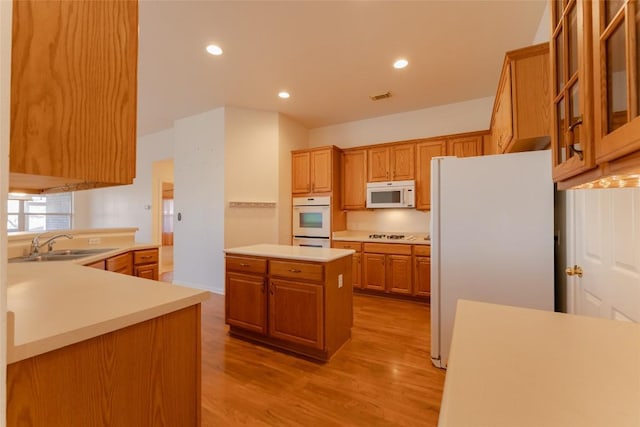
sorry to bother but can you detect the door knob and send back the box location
[565,265,583,278]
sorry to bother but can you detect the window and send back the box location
[7,193,73,232]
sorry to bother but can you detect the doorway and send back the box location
[152,159,174,279]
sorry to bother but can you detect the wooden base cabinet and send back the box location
[332,241,362,288]
[7,305,201,426]
[225,254,352,361]
[362,243,413,296]
[133,249,159,280]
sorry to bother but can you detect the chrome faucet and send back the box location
[30,234,74,255]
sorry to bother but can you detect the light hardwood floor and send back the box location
[194,289,446,426]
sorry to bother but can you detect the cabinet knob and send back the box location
[288,269,302,273]
[565,265,583,278]
[239,263,250,267]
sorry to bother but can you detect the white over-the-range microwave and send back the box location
[366,180,415,209]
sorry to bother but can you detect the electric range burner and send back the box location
[368,234,406,240]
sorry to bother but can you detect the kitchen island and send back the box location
[439,300,640,427]
[224,244,354,361]
[7,260,209,425]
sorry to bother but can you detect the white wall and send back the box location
[74,128,174,243]
[223,107,280,249]
[533,2,550,44]
[0,1,11,422]
[309,96,494,148]
[278,115,309,244]
[173,108,225,293]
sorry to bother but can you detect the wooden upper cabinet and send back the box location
[490,43,551,154]
[291,147,336,195]
[550,0,596,183]
[367,143,415,182]
[592,0,640,163]
[341,149,367,210]
[446,135,484,158]
[415,140,445,210]
[9,0,138,193]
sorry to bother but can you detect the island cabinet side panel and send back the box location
[324,255,353,356]
[7,304,201,426]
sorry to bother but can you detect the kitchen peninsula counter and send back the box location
[439,300,640,427]
[224,244,354,360]
[6,257,209,425]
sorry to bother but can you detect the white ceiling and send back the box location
[137,1,547,137]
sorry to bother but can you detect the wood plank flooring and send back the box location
[196,291,446,426]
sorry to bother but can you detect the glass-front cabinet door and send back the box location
[592,0,640,161]
[551,0,596,181]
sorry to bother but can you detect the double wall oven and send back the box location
[292,196,330,248]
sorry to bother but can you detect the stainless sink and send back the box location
[9,248,116,263]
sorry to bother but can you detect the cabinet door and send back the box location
[135,264,158,281]
[592,0,640,163]
[550,0,595,181]
[446,136,483,158]
[311,149,332,193]
[352,252,362,289]
[268,279,324,350]
[367,147,390,182]
[342,150,367,209]
[363,253,386,291]
[292,151,311,194]
[494,70,514,153]
[387,255,412,295]
[226,272,267,334]
[390,144,415,180]
[415,141,445,210]
[9,0,138,192]
[413,256,431,297]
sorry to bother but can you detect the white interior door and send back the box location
[571,188,640,322]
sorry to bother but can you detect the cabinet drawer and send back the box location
[363,243,412,256]
[332,241,362,252]
[413,245,431,256]
[106,252,132,275]
[133,249,159,265]
[226,256,267,274]
[269,260,324,282]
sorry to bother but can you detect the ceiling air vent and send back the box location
[370,91,391,101]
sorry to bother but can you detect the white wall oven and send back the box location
[292,196,330,246]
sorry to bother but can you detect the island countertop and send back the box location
[7,261,210,364]
[224,243,355,262]
[439,300,640,427]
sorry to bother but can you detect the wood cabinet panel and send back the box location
[387,255,412,295]
[292,152,311,194]
[135,264,158,281]
[106,252,133,276]
[363,253,386,291]
[341,149,367,210]
[85,260,106,270]
[311,149,332,193]
[363,243,412,256]
[413,256,431,298]
[333,241,362,288]
[9,0,138,193]
[269,260,324,282]
[413,245,431,256]
[268,279,324,350]
[225,272,267,334]
[367,144,415,182]
[133,249,159,265]
[226,256,267,275]
[391,144,415,181]
[7,305,201,426]
[367,146,390,182]
[446,135,483,158]
[415,140,445,210]
[332,241,363,252]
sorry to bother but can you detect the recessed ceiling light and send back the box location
[278,91,290,99]
[206,44,223,56]
[393,59,409,69]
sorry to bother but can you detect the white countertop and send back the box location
[332,230,430,245]
[7,247,209,364]
[224,244,354,262]
[439,300,640,427]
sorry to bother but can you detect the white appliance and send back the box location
[430,150,555,369]
[366,180,415,208]
[292,196,330,238]
[292,236,330,248]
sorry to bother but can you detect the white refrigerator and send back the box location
[430,150,555,369]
